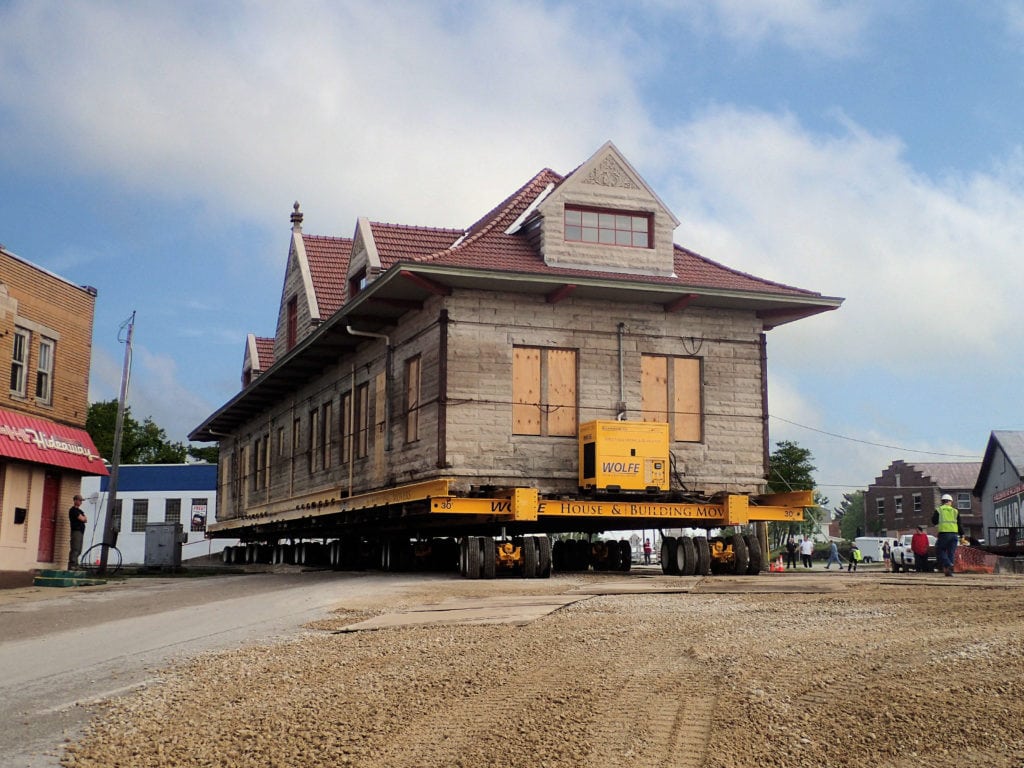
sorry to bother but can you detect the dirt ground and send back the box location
[60,569,1024,768]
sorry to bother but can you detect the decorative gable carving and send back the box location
[536,142,679,277]
[580,156,639,189]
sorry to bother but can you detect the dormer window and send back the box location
[564,206,651,248]
[349,268,367,300]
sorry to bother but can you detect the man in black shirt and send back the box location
[68,494,86,570]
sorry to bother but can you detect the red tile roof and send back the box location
[254,336,275,370]
[304,164,825,313]
[302,235,352,317]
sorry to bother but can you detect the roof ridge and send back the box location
[415,168,563,264]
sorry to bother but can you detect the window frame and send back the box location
[512,346,578,437]
[564,205,652,249]
[35,336,55,404]
[640,354,703,442]
[10,327,29,396]
[354,383,370,458]
[164,498,182,524]
[131,499,149,533]
[956,492,971,511]
[405,354,421,443]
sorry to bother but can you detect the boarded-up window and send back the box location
[641,354,702,442]
[513,346,577,436]
[405,355,421,443]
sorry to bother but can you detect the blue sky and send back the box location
[1,1,1021,506]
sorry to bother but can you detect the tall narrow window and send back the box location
[286,296,298,350]
[309,408,320,473]
[254,436,266,490]
[322,401,333,468]
[340,391,352,464]
[405,355,421,443]
[512,346,577,436]
[131,499,149,533]
[10,327,28,396]
[640,354,702,442]
[36,337,54,403]
[355,383,370,458]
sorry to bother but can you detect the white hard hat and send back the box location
[941,493,953,502]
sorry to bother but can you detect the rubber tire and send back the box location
[618,540,632,572]
[731,533,749,575]
[744,533,763,574]
[680,537,697,576]
[518,537,536,578]
[606,540,621,571]
[661,536,678,575]
[481,536,496,579]
[695,536,711,576]
[537,536,552,578]
[577,540,592,571]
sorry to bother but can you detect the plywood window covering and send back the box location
[355,382,370,458]
[340,391,352,464]
[513,346,577,437]
[405,354,421,443]
[640,354,702,442]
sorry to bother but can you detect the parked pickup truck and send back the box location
[889,533,937,573]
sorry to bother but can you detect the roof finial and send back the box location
[290,201,303,233]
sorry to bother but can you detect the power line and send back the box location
[770,415,982,459]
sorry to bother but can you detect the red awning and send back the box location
[0,408,109,476]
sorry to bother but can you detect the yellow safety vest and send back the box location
[852,548,863,561]
[937,503,959,533]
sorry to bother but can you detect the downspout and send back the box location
[437,310,449,469]
[346,326,392,452]
[616,322,627,419]
[759,332,770,485]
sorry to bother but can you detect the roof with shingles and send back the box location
[905,461,982,490]
[371,168,820,298]
[254,336,274,370]
[974,430,1024,493]
[302,235,352,317]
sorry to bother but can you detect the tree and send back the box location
[86,400,188,465]
[188,444,220,464]
[765,440,829,548]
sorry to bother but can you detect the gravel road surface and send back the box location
[4,567,1024,768]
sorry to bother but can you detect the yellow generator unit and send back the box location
[579,420,670,492]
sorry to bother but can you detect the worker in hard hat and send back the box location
[935,493,960,577]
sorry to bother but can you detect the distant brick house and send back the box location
[973,431,1024,549]
[191,143,842,529]
[867,460,981,539]
[0,245,108,572]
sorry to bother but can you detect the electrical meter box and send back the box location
[144,522,184,568]
[578,420,670,492]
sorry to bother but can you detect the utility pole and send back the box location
[99,311,134,575]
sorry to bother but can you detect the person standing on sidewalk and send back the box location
[785,536,798,569]
[935,493,960,576]
[67,494,87,570]
[799,535,814,568]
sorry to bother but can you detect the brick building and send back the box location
[191,143,842,523]
[866,459,981,539]
[0,245,108,572]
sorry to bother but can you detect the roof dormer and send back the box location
[536,141,679,277]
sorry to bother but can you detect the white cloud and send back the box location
[658,106,1024,373]
[0,1,651,238]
